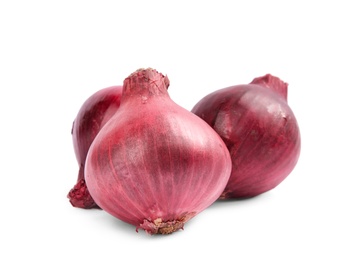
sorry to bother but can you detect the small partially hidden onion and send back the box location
[68,86,122,209]
[192,74,301,199]
[85,68,232,234]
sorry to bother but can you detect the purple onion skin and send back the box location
[85,68,232,234]
[68,86,122,209]
[191,74,301,199]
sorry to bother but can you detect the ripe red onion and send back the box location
[68,86,122,209]
[85,68,232,234]
[191,74,301,199]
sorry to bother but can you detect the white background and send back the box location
[1,0,356,259]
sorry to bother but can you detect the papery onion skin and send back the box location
[85,68,232,234]
[68,86,122,209]
[191,74,301,199]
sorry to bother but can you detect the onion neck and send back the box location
[250,74,288,101]
[122,68,170,103]
[67,178,100,209]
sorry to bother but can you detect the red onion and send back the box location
[85,68,232,234]
[192,74,301,198]
[68,86,122,209]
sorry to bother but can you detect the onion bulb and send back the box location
[85,68,232,234]
[192,74,301,198]
[68,86,122,208]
